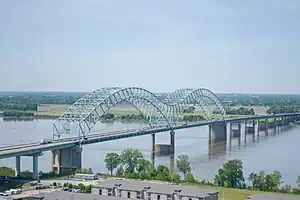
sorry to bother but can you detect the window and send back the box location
[127,192,131,198]
[158,194,161,200]
[99,189,102,195]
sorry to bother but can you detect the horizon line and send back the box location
[0,90,300,96]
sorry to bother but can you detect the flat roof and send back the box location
[35,191,135,200]
[93,179,218,197]
[179,186,219,197]
[247,193,300,200]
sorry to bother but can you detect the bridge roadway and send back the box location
[0,112,299,160]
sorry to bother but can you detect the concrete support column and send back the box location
[257,120,260,136]
[52,147,82,175]
[150,133,155,165]
[209,122,227,142]
[243,121,247,143]
[231,123,241,139]
[151,134,156,153]
[265,119,269,136]
[15,156,21,177]
[280,117,284,131]
[252,120,256,141]
[229,123,232,148]
[32,155,39,180]
[170,130,175,154]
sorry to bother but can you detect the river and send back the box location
[0,118,299,186]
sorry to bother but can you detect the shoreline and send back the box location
[0,113,250,122]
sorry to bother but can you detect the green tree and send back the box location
[136,159,151,173]
[156,165,170,175]
[184,172,196,183]
[0,166,15,177]
[120,148,143,173]
[155,165,170,181]
[214,159,245,188]
[248,173,258,190]
[256,170,266,191]
[176,155,191,176]
[77,183,86,191]
[279,184,292,193]
[75,168,93,174]
[105,152,120,176]
[116,166,124,177]
[264,171,282,192]
[170,172,181,183]
[84,185,92,193]
[297,175,300,188]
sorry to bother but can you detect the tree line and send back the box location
[0,103,37,111]
[3,111,35,117]
[103,149,300,195]
[225,107,255,115]
[267,106,299,114]
[103,149,195,183]
[101,113,206,123]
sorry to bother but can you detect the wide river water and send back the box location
[0,118,299,186]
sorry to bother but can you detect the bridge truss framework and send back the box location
[53,87,226,140]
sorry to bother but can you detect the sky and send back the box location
[0,0,300,94]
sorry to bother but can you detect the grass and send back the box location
[192,184,299,200]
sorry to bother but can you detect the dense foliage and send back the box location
[0,166,15,177]
[0,103,37,111]
[103,148,193,183]
[3,111,34,117]
[1,154,300,196]
[267,106,299,114]
[102,149,300,195]
[225,107,255,115]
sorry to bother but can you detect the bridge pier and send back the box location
[15,156,21,177]
[33,155,39,179]
[209,122,227,142]
[155,131,175,155]
[151,133,155,153]
[52,147,82,175]
[245,120,256,134]
[231,123,241,138]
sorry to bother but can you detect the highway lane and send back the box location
[0,128,138,152]
[0,128,145,158]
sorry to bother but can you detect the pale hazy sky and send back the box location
[0,1,299,94]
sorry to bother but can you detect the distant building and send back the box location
[74,173,97,180]
[246,193,300,200]
[37,105,52,112]
[91,179,219,200]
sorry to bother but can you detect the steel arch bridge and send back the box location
[53,87,226,140]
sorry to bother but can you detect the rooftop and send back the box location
[93,179,219,197]
[12,191,135,200]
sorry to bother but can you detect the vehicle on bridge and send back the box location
[40,139,52,144]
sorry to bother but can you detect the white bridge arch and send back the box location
[53,87,226,140]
